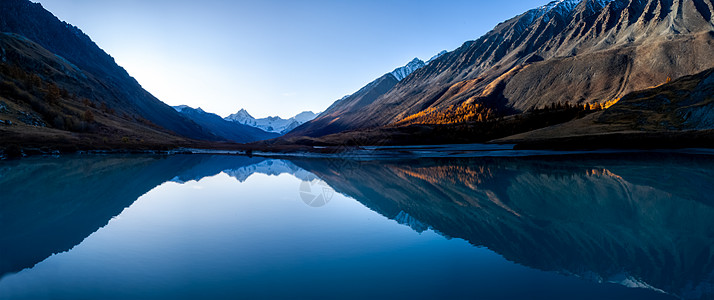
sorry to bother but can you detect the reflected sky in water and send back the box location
[1,153,712,299]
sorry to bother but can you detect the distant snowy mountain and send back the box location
[391,58,425,81]
[225,110,318,135]
[172,105,278,143]
[293,111,318,123]
[225,108,254,124]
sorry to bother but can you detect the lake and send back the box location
[1,152,713,299]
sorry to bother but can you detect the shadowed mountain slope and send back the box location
[0,33,219,150]
[0,0,215,140]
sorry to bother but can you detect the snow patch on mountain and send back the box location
[390,50,451,81]
[173,105,206,114]
[391,58,426,81]
[427,50,448,64]
[526,0,617,23]
[293,111,318,123]
[225,108,253,124]
[522,0,585,24]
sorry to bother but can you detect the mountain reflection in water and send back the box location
[1,153,713,299]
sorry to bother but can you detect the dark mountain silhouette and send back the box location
[0,0,215,141]
[0,155,187,278]
[0,32,223,151]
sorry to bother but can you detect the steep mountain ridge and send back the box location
[0,0,213,140]
[292,0,714,138]
[390,58,425,81]
[287,54,442,138]
[0,33,212,150]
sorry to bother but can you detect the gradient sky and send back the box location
[35,0,547,118]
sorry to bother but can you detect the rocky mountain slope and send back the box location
[0,33,217,152]
[0,0,215,141]
[287,54,442,138]
[290,0,714,140]
[173,106,279,143]
[496,66,714,148]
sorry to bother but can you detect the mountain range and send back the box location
[0,0,307,151]
[286,52,445,138]
[285,0,714,148]
[225,109,317,134]
[2,0,714,153]
[172,106,278,143]
[0,0,215,141]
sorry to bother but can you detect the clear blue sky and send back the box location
[35,0,547,118]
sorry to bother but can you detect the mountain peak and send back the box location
[520,0,584,25]
[427,50,448,64]
[225,108,254,123]
[172,105,190,113]
[391,58,426,81]
[172,105,206,114]
[236,108,253,118]
[538,0,580,14]
[225,109,318,134]
[293,111,318,123]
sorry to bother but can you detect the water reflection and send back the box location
[0,155,305,279]
[1,153,713,299]
[293,154,714,300]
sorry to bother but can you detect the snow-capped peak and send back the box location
[540,0,579,12]
[522,0,581,24]
[293,111,318,123]
[225,108,254,123]
[391,58,426,81]
[173,105,190,113]
[427,50,448,64]
[225,109,318,134]
[533,0,616,17]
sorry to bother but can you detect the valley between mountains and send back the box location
[2,0,714,156]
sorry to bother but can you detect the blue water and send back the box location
[1,153,712,299]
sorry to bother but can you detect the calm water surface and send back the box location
[1,153,713,299]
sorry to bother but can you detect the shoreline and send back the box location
[4,142,714,161]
